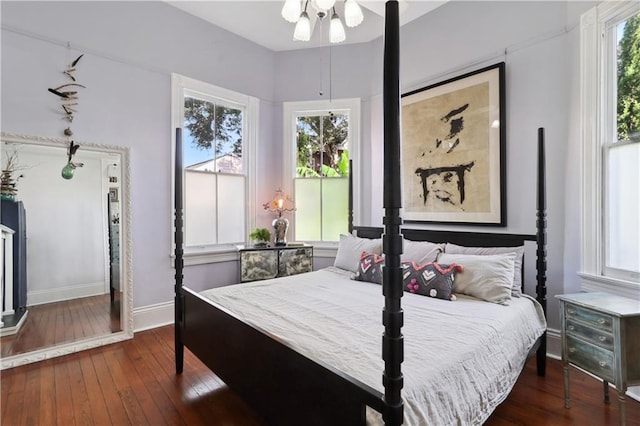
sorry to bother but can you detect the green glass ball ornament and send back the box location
[61,163,74,180]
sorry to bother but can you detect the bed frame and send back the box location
[173,2,547,425]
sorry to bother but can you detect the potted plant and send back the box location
[1,151,24,201]
[249,227,271,247]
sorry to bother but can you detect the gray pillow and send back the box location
[444,243,525,297]
[334,234,382,273]
[401,239,444,265]
[438,252,516,305]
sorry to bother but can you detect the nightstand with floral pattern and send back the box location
[239,245,313,283]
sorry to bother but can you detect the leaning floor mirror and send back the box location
[0,132,133,369]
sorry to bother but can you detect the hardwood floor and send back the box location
[1,294,120,357]
[1,325,639,425]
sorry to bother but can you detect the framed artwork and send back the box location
[109,187,119,202]
[401,62,506,226]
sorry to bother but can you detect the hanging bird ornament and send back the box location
[48,52,85,137]
[61,140,84,180]
[48,48,86,179]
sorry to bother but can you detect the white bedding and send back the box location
[200,267,546,425]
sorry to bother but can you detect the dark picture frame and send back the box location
[401,62,506,226]
[109,187,119,203]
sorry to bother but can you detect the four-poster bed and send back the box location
[174,2,548,425]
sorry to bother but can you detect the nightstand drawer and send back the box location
[240,250,278,282]
[566,305,613,332]
[278,247,313,277]
[567,335,615,382]
[566,319,614,350]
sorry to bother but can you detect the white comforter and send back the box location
[200,267,546,425]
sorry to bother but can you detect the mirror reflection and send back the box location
[1,136,125,360]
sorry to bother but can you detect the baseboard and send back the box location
[0,309,28,337]
[27,281,105,306]
[546,327,561,359]
[133,301,174,332]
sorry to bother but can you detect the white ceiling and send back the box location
[167,1,447,52]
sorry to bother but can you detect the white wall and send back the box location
[2,1,597,333]
[16,145,106,304]
[1,1,279,307]
[353,1,594,331]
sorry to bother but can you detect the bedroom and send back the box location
[1,0,639,424]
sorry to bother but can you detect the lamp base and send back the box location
[272,216,289,247]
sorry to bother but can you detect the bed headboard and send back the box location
[352,226,536,292]
[353,227,535,247]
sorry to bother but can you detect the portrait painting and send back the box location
[401,62,506,225]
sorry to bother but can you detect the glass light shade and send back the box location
[281,0,301,23]
[313,0,336,11]
[293,11,311,41]
[330,13,346,44]
[344,0,364,27]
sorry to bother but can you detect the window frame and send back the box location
[283,98,361,255]
[171,73,258,264]
[579,1,640,298]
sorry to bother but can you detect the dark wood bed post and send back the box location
[348,159,354,234]
[382,1,404,424]
[174,128,185,374]
[536,127,547,377]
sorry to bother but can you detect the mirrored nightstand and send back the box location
[238,244,313,283]
[556,292,640,425]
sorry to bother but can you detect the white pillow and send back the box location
[444,243,525,297]
[334,234,382,273]
[437,252,516,304]
[401,239,444,264]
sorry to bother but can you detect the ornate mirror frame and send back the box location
[0,132,133,369]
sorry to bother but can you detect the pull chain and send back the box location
[329,44,333,102]
[319,14,324,97]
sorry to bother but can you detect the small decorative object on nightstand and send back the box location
[239,244,312,283]
[556,292,640,426]
[262,189,295,246]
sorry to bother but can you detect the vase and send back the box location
[61,163,74,180]
[0,193,15,201]
[272,215,289,246]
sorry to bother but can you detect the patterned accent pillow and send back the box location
[402,261,462,301]
[352,252,385,284]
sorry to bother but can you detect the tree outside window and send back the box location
[295,112,350,242]
[616,12,640,142]
[606,10,640,277]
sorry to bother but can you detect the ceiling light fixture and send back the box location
[282,0,364,43]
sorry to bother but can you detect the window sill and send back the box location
[307,242,338,258]
[578,272,640,299]
[171,243,339,266]
[171,245,240,266]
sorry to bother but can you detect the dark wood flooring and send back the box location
[1,293,120,357]
[1,325,639,425]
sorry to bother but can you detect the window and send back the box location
[172,74,258,259]
[283,99,360,245]
[580,2,640,295]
